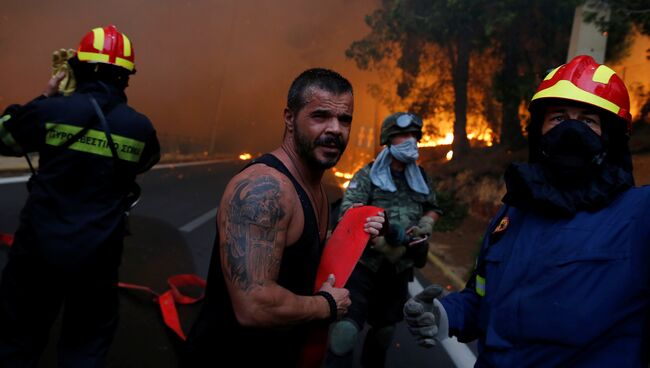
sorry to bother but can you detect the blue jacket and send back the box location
[441,187,650,367]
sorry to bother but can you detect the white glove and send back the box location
[403,284,448,347]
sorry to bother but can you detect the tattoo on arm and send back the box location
[223,176,285,292]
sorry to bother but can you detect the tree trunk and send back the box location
[498,33,526,149]
[451,32,470,158]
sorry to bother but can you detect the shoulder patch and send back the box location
[492,216,509,234]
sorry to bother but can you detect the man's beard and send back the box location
[293,121,347,170]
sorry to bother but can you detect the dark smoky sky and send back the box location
[0,0,388,155]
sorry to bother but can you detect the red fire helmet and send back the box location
[530,55,631,131]
[77,25,135,73]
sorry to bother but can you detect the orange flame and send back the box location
[332,168,355,189]
[418,129,494,148]
[334,171,354,179]
[418,133,454,147]
[239,153,252,160]
[467,129,494,146]
[445,150,453,161]
[336,121,495,186]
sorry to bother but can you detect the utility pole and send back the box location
[567,2,610,63]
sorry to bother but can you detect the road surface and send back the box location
[0,160,470,367]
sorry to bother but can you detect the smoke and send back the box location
[0,0,383,155]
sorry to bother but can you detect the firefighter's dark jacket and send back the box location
[0,81,160,267]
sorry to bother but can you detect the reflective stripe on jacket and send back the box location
[0,81,160,266]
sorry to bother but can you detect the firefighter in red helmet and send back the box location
[403,56,650,367]
[77,25,137,74]
[0,25,160,367]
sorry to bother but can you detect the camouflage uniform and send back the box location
[326,162,441,368]
[340,162,441,273]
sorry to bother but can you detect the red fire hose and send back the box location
[0,232,205,341]
[298,205,384,367]
[0,233,14,247]
[119,274,206,340]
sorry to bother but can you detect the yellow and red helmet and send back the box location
[530,55,631,130]
[77,25,135,73]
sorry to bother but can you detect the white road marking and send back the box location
[0,159,237,185]
[0,175,30,185]
[179,207,218,233]
[409,278,477,368]
[152,158,235,170]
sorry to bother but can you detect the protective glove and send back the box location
[370,236,406,264]
[403,284,448,347]
[51,48,77,96]
[410,216,435,238]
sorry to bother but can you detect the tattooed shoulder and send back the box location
[221,174,288,292]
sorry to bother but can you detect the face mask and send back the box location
[539,119,605,183]
[389,137,419,163]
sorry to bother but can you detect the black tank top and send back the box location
[184,154,324,367]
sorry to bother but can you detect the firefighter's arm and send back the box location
[0,69,69,156]
[0,109,21,156]
[137,129,161,174]
[404,284,448,347]
[49,49,76,96]
[437,276,483,343]
[219,166,350,327]
[435,210,504,343]
[42,71,67,98]
[0,100,48,157]
[405,282,482,346]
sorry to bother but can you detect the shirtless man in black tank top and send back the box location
[185,68,385,367]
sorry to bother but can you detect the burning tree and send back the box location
[347,0,583,157]
[488,0,580,148]
[347,0,490,159]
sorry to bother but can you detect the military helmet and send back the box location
[380,112,423,145]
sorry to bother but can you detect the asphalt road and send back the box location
[0,160,461,368]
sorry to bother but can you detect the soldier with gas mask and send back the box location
[404,55,650,367]
[325,112,442,368]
